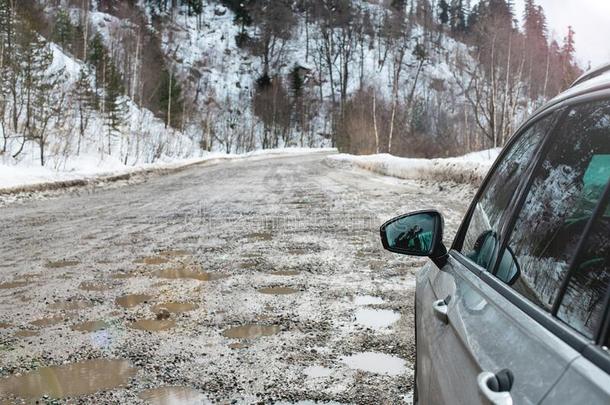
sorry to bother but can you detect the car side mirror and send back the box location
[380,210,447,263]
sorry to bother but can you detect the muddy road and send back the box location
[0,153,474,404]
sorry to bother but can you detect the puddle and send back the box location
[228,342,248,349]
[49,299,94,311]
[44,260,80,269]
[111,272,137,279]
[269,271,300,276]
[151,302,198,314]
[341,352,406,376]
[0,322,11,329]
[135,256,169,265]
[303,365,333,378]
[79,281,112,291]
[0,281,29,289]
[139,386,207,405]
[245,232,273,241]
[353,295,384,306]
[129,319,176,331]
[72,320,109,332]
[159,249,190,257]
[115,294,153,309]
[154,268,226,282]
[14,330,39,338]
[0,359,136,400]
[222,324,281,339]
[354,308,400,330]
[258,287,299,295]
[30,316,65,327]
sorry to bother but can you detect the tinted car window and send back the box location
[460,115,554,276]
[557,193,610,338]
[503,100,610,312]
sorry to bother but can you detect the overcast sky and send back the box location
[512,0,610,69]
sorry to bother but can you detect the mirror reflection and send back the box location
[384,213,437,255]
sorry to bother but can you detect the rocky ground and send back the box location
[0,152,474,404]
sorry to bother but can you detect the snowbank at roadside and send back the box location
[329,149,501,185]
[0,147,336,194]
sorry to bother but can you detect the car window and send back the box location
[556,195,610,339]
[460,115,554,277]
[501,99,610,313]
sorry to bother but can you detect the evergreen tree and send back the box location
[439,0,449,25]
[53,9,73,50]
[104,63,127,149]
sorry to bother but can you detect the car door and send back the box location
[420,110,580,405]
[428,97,610,404]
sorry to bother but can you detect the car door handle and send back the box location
[432,298,449,324]
[477,371,514,405]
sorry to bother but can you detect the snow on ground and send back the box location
[329,149,501,186]
[0,148,336,192]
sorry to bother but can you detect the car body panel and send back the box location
[416,254,582,404]
[540,354,610,404]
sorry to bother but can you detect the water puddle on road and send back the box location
[258,287,299,295]
[14,330,39,338]
[154,268,226,282]
[354,308,400,330]
[303,365,333,378]
[128,319,176,332]
[353,295,384,306]
[228,342,248,349]
[111,272,137,279]
[135,256,169,265]
[30,316,65,327]
[222,324,281,339]
[0,322,11,329]
[151,302,198,314]
[245,232,273,241]
[79,281,112,291]
[159,249,190,258]
[44,260,80,269]
[115,294,153,309]
[138,386,207,405]
[72,320,109,332]
[0,359,137,400]
[0,281,29,290]
[341,352,406,376]
[49,299,94,311]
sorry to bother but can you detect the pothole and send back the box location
[30,316,65,327]
[258,287,299,295]
[341,352,406,376]
[0,281,29,290]
[154,267,226,281]
[49,299,94,311]
[0,322,12,329]
[303,365,333,378]
[353,295,384,306]
[138,386,207,404]
[134,256,169,265]
[0,359,137,400]
[14,330,39,338]
[151,302,198,314]
[354,308,400,330]
[44,260,80,269]
[115,294,153,309]
[128,319,176,332]
[71,320,109,332]
[222,324,281,339]
[159,249,190,257]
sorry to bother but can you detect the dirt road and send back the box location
[0,152,474,404]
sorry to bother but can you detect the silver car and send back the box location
[381,64,610,404]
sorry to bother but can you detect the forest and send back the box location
[0,0,582,168]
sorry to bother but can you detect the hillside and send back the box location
[0,0,582,174]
